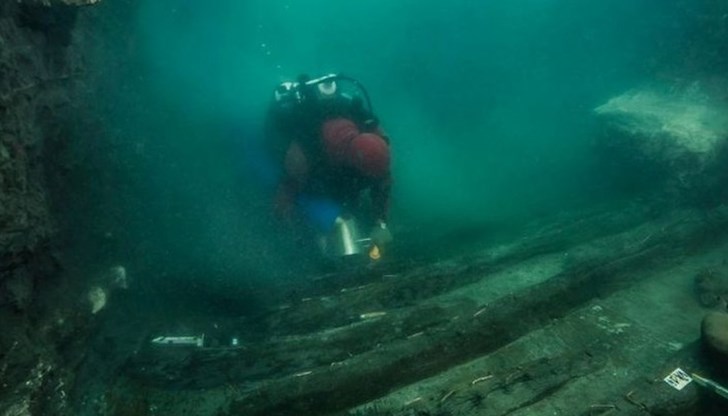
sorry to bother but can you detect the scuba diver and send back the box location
[264,73,392,261]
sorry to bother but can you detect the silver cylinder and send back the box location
[328,216,365,257]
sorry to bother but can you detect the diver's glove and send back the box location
[369,221,393,248]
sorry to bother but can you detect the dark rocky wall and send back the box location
[1,3,60,299]
[0,2,99,415]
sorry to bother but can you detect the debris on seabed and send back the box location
[360,311,387,320]
[471,375,493,385]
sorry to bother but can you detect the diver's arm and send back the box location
[274,141,309,220]
[369,174,393,247]
[370,174,392,224]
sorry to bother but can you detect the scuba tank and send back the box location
[272,73,375,118]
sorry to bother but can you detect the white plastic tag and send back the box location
[664,368,693,390]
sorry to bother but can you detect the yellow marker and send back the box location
[369,244,381,260]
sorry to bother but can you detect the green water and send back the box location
[65,0,723,293]
[52,1,728,414]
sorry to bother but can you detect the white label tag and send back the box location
[664,368,693,390]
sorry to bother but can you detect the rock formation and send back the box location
[0,0,102,414]
[594,84,728,201]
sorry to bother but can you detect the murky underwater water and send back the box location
[2,0,728,415]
